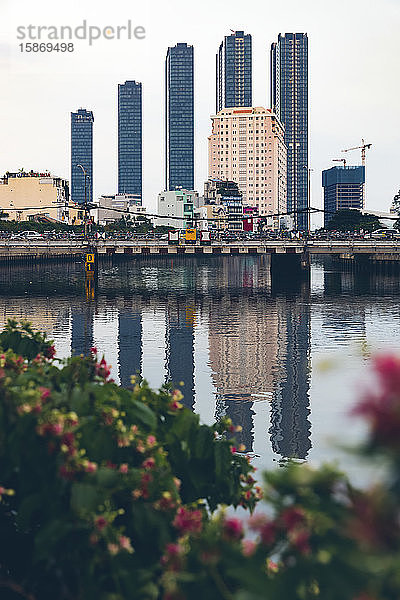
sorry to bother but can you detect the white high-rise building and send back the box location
[208,107,287,227]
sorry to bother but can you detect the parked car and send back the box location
[370,229,400,240]
[12,231,43,240]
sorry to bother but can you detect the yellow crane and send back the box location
[341,139,372,167]
[341,139,372,207]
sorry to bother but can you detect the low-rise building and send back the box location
[0,170,69,222]
[195,204,226,231]
[157,190,197,229]
[243,206,258,232]
[203,179,243,231]
[90,194,146,226]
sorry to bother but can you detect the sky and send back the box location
[1,0,399,227]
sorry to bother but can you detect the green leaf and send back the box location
[129,400,157,429]
[71,482,100,513]
[214,440,230,480]
[16,492,42,530]
[194,425,214,459]
[96,467,119,488]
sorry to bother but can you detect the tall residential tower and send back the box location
[118,80,142,199]
[71,108,94,205]
[208,106,287,228]
[271,33,308,230]
[165,43,194,191]
[216,30,252,112]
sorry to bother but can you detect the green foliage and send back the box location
[327,209,382,232]
[0,321,257,600]
[0,319,56,360]
[0,220,73,233]
[1,323,400,600]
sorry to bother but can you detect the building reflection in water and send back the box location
[0,256,316,462]
[71,308,94,357]
[269,296,311,461]
[118,312,142,387]
[166,301,195,410]
[207,257,277,452]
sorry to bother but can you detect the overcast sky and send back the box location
[1,0,399,226]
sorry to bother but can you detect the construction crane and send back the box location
[341,139,372,167]
[333,158,347,168]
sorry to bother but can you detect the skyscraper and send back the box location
[322,166,365,227]
[165,43,194,191]
[118,81,142,198]
[271,33,308,230]
[71,108,94,205]
[216,30,252,112]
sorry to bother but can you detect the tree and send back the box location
[327,209,382,232]
[392,189,400,214]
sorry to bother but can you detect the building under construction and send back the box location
[322,165,365,228]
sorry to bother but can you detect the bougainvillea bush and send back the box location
[1,321,400,600]
[0,321,258,600]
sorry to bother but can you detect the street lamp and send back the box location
[278,171,284,234]
[76,164,90,238]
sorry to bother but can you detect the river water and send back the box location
[1,255,399,483]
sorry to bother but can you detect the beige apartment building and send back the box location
[208,107,287,228]
[0,171,69,222]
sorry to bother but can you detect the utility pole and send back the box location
[304,166,313,234]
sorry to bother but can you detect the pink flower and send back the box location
[85,461,97,473]
[352,354,400,450]
[160,543,185,572]
[249,514,277,546]
[39,387,51,400]
[142,457,155,470]
[281,506,306,531]
[108,543,119,556]
[119,535,134,553]
[170,400,182,410]
[267,559,278,572]
[290,529,311,555]
[94,516,107,531]
[51,423,63,436]
[242,539,257,556]
[248,513,268,531]
[223,517,244,541]
[260,521,277,546]
[44,345,56,359]
[119,463,129,474]
[173,507,203,535]
[146,435,156,447]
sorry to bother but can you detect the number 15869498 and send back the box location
[19,43,74,52]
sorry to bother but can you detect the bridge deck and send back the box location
[0,240,399,260]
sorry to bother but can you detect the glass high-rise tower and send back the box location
[118,80,142,198]
[71,108,94,205]
[271,33,308,230]
[216,30,252,112]
[165,43,194,191]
